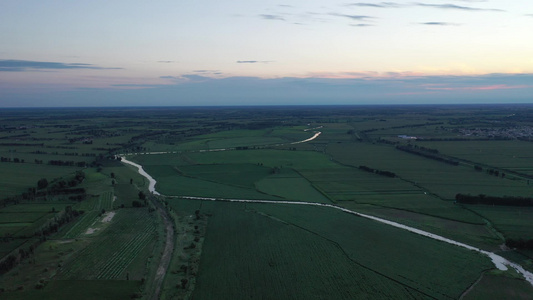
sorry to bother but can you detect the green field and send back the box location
[57,209,157,280]
[327,142,531,199]
[1,280,142,300]
[0,163,81,196]
[183,199,492,299]
[419,140,533,176]
[467,205,533,240]
[2,106,533,299]
[463,272,533,300]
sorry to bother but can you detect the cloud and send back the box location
[236,60,272,64]
[425,84,529,91]
[346,2,401,8]
[415,3,504,12]
[111,84,163,89]
[419,22,460,26]
[330,13,375,21]
[0,59,120,72]
[160,74,212,82]
[526,14,533,18]
[350,23,374,27]
[259,14,286,21]
[158,61,175,63]
[3,73,533,107]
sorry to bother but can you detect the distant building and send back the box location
[398,135,417,139]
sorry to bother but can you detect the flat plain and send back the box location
[1,105,533,299]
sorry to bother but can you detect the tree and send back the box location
[138,191,146,200]
[37,178,48,190]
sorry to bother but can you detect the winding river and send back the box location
[119,129,533,286]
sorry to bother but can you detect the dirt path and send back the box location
[149,198,175,300]
[460,271,485,299]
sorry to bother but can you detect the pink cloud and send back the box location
[425,84,530,91]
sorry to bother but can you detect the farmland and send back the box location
[1,105,533,299]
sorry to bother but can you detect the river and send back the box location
[118,128,533,286]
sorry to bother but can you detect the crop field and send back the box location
[189,200,492,299]
[58,211,100,239]
[191,201,428,299]
[327,142,531,199]
[155,170,279,199]
[417,140,533,176]
[345,203,500,248]
[0,163,80,196]
[187,149,339,170]
[250,202,494,298]
[177,163,272,188]
[255,169,331,203]
[0,203,72,213]
[57,208,157,280]
[172,128,304,151]
[0,203,74,241]
[466,205,533,240]
[2,106,533,299]
[99,191,114,211]
[1,280,142,300]
[463,273,533,300]
[268,127,315,142]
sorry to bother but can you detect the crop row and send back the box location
[95,230,155,279]
[193,201,429,299]
[60,211,99,239]
[58,209,156,279]
[99,192,114,211]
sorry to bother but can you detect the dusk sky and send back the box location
[1,0,532,107]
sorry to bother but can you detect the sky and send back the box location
[1,0,532,107]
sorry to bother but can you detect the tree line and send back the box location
[395,145,459,166]
[505,238,533,250]
[359,165,396,178]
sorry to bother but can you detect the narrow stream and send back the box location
[120,157,160,196]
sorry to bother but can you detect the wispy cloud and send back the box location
[259,14,286,21]
[0,59,121,72]
[236,60,272,64]
[110,84,163,89]
[158,61,175,63]
[193,70,223,76]
[350,23,374,27]
[526,14,533,18]
[415,3,504,12]
[330,13,375,21]
[419,22,460,26]
[346,2,401,8]
[425,84,530,91]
